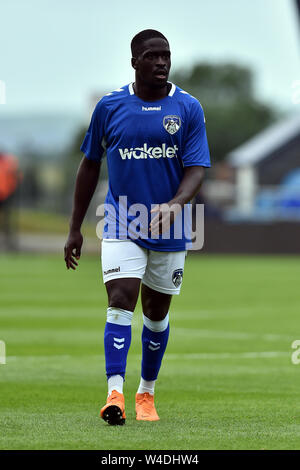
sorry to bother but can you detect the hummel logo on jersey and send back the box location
[149,341,160,351]
[119,143,178,160]
[142,106,161,111]
[113,337,125,350]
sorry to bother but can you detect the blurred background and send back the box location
[0,0,300,254]
[1,0,300,451]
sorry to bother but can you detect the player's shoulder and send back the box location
[101,85,129,104]
[94,85,130,113]
[173,83,204,111]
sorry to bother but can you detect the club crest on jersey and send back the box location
[163,115,181,135]
[172,268,183,288]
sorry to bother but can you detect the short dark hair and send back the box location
[131,29,169,57]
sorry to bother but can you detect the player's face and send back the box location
[133,38,171,88]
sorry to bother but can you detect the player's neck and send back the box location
[132,81,170,102]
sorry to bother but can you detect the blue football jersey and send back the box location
[80,82,211,251]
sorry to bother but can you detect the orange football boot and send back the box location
[100,390,126,425]
[135,392,160,421]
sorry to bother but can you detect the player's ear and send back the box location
[131,57,137,70]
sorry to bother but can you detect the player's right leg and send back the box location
[100,239,147,425]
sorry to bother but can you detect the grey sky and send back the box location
[1,0,300,115]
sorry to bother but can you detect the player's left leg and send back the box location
[135,249,186,421]
[135,285,171,421]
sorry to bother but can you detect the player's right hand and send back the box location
[64,230,83,270]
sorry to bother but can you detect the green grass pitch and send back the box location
[1,252,300,450]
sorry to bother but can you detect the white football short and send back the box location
[101,239,187,295]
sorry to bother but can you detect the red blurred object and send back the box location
[0,152,21,201]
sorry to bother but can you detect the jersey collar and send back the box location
[128,82,176,97]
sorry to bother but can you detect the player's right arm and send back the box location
[64,98,107,270]
[64,157,101,270]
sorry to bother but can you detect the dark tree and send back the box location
[171,63,277,162]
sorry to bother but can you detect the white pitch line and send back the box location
[5,351,289,362]
[172,328,294,342]
[165,352,288,360]
[6,355,72,361]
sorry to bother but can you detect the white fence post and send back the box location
[236,165,257,215]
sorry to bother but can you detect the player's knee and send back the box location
[143,312,169,331]
[108,288,136,311]
[143,309,169,321]
[142,292,171,320]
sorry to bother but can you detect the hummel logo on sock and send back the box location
[148,341,160,351]
[113,337,125,350]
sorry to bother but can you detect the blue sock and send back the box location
[141,314,170,381]
[104,307,132,380]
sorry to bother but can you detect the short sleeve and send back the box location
[182,99,211,168]
[80,100,107,162]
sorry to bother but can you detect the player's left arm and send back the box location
[150,99,211,235]
[170,165,206,206]
[149,166,205,234]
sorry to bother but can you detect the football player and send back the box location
[64,29,211,425]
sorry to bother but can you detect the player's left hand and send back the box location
[149,201,182,235]
[64,229,83,270]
